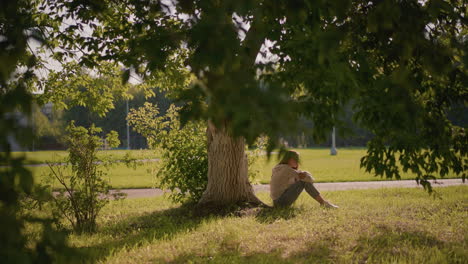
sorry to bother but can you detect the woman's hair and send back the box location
[279,150,300,164]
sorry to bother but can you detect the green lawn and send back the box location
[17,148,462,189]
[39,186,467,263]
[253,148,461,184]
[7,149,160,165]
[29,162,160,189]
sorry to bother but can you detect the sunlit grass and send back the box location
[44,186,468,263]
[29,162,160,189]
[11,148,462,189]
[254,148,461,184]
[8,149,161,165]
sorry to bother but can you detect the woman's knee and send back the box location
[293,180,306,188]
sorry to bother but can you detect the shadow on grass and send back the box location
[70,204,208,263]
[150,224,465,263]
[153,240,334,264]
[351,225,467,263]
[68,207,466,263]
[69,205,304,263]
[255,206,303,224]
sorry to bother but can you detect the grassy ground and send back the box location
[13,148,461,189]
[6,149,160,189]
[39,186,467,263]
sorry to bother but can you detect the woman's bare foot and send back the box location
[321,201,339,209]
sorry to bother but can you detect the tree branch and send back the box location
[242,12,266,66]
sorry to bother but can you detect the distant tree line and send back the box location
[34,95,467,150]
[33,88,172,150]
[275,101,467,148]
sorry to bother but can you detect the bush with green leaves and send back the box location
[128,103,207,203]
[128,103,265,203]
[47,122,124,233]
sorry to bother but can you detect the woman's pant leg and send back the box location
[274,181,304,207]
[304,181,320,198]
[274,181,321,207]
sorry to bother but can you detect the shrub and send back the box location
[128,103,207,203]
[47,122,124,233]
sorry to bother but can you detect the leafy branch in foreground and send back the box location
[1,0,78,262]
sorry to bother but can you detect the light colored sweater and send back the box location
[270,164,314,200]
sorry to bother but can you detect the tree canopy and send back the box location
[39,0,466,190]
[0,0,462,203]
[0,1,466,258]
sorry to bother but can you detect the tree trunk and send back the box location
[198,121,263,206]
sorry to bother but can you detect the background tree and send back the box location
[128,102,267,204]
[61,88,172,149]
[43,0,466,207]
[41,62,133,118]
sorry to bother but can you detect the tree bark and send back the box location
[197,12,267,208]
[198,121,264,206]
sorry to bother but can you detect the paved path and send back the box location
[113,179,466,199]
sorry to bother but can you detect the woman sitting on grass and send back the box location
[270,150,338,208]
